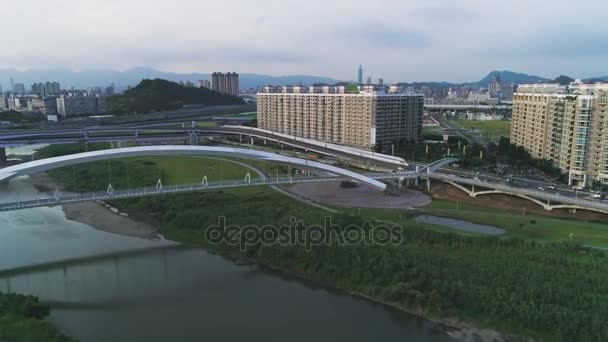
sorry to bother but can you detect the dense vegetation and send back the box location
[107,79,245,114]
[497,137,564,179]
[0,292,75,341]
[386,136,488,169]
[35,145,608,341]
[0,110,45,124]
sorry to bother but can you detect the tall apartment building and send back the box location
[511,82,608,186]
[211,72,239,96]
[29,97,58,115]
[197,80,211,89]
[31,82,61,97]
[257,85,423,149]
[56,95,107,117]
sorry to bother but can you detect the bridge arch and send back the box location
[0,145,387,190]
[471,190,550,209]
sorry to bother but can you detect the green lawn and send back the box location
[454,120,511,140]
[422,126,442,136]
[196,121,219,128]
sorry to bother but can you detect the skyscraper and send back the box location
[358,65,363,84]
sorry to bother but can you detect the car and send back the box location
[547,186,556,190]
[538,187,545,191]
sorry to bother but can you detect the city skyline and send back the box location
[2,0,606,83]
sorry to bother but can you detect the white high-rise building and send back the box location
[257,85,423,149]
[511,81,608,186]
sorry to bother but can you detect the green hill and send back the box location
[107,78,245,114]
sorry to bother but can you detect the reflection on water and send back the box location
[0,176,173,270]
[0,247,456,342]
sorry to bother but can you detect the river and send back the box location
[0,174,456,342]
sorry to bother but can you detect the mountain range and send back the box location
[0,67,605,91]
[0,67,341,91]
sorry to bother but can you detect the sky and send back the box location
[2,0,607,83]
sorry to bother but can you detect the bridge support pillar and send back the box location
[426,178,431,191]
[398,177,403,189]
[0,147,6,164]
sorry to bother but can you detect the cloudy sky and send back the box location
[2,0,607,82]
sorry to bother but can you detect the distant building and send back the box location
[378,78,384,86]
[56,95,107,117]
[358,65,363,84]
[13,83,25,96]
[211,72,239,96]
[257,85,423,149]
[488,75,501,96]
[366,76,372,84]
[31,82,60,97]
[466,92,493,103]
[499,82,515,101]
[29,97,58,115]
[197,80,211,89]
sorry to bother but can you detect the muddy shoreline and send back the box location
[30,173,160,239]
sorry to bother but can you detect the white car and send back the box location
[538,187,545,191]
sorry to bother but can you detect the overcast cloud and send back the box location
[2,0,607,82]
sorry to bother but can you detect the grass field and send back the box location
[422,126,442,136]
[455,120,511,140]
[196,121,219,128]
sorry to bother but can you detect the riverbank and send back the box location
[30,173,160,239]
[29,169,512,341]
[246,253,520,342]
